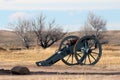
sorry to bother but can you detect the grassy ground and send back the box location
[0,44,120,66]
[0,44,120,80]
[0,75,120,80]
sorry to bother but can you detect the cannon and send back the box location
[36,35,102,66]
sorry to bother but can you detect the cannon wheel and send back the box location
[59,36,79,65]
[74,36,102,65]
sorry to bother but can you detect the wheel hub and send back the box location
[85,48,91,54]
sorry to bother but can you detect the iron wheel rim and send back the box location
[74,36,102,65]
[59,36,79,65]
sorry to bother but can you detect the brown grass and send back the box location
[0,45,120,80]
[0,47,58,66]
[0,44,120,66]
[1,75,120,80]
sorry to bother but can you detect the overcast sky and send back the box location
[0,0,120,31]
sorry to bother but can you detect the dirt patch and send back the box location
[0,69,120,75]
[0,65,120,80]
[0,65,120,75]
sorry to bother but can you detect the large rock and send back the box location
[11,66,30,75]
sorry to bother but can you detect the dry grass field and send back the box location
[0,44,120,80]
[0,30,120,80]
[0,44,120,66]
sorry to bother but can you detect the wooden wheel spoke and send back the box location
[66,54,71,62]
[83,56,86,64]
[90,54,96,61]
[71,54,74,64]
[88,55,91,64]
[77,53,82,58]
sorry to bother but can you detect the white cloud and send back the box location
[8,12,30,22]
[0,0,120,10]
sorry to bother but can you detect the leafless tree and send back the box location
[32,14,66,48]
[10,19,34,49]
[81,12,108,44]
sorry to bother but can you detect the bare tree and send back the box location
[32,14,66,48]
[81,12,108,44]
[10,19,34,49]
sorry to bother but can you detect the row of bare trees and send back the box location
[10,14,66,49]
[9,12,107,49]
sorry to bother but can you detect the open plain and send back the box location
[0,44,120,80]
[0,30,120,80]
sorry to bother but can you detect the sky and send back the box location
[0,0,120,32]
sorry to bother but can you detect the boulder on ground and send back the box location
[11,66,30,75]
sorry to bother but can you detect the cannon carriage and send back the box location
[36,35,102,66]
